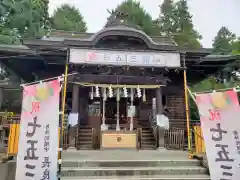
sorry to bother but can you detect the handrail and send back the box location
[148,112,158,147]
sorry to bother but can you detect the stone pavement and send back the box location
[62,149,189,161]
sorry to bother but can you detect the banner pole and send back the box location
[59,49,69,180]
[61,65,69,137]
[183,54,192,159]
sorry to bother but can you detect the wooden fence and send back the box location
[1,114,205,156]
[164,127,185,150]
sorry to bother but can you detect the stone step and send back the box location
[61,174,210,180]
[78,133,92,135]
[141,141,156,144]
[62,159,200,168]
[61,166,207,177]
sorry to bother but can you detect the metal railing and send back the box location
[148,112,158,148]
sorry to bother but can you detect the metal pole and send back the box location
[58,49,69,180]
[61,65,69,136]
[183,54,192,159]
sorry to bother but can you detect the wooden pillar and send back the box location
[72,84,79,113]
[69,84,79,148]
[156,88,163,114]
[79,87,88,126]
[156,88,165,148]
[0,88,3,110]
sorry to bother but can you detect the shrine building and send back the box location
[0,16,239,150]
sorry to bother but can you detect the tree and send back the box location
[157,0,202,48]
[109,0,156,35]
[232,38,240,55]
[0,0,50,43]
[51,4,87,32]
[173,0,202,48]
[212,26,236,55]
[157,0,178,35]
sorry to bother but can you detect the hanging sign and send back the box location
[69,48,181,67]
[196,90,240,180]
[15,80,60,180]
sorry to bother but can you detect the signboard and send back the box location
[196,90,240,180]
[15,80,60,180]
[69,48,181,67]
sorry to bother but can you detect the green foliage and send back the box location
[189,77,228,120]
[232,38,240,55]
[174,0,202,48]
[0,26,20,45]
[191,77,227,92]
[158,0,178,34]
[213,26,236,55]
[157,0,202,48]
[51,4,87,32]
[110,0,157,35]
[0,0,50,43]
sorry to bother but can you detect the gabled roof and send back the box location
[23,28,178,51]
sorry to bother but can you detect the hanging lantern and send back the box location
[103,87,107,101]
[90,87,94,100]
[142,88,146,102]
[137,86,141,98]
[108,86,113,98]
[123,87,128,98]
[95,86,100,97]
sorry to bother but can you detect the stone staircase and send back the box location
[76,127,93,150]
[61,150,210,180]
[141,128,157,149]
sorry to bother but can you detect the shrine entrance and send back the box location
[103,96,141,130]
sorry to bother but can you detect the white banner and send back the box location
[196,90,240,180]
[15,80,60,180]
[69,48,181,67]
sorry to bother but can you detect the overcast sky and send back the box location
[49,0,240,48]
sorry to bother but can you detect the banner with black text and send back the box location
[196,90,240,180]
[15,80,60,180]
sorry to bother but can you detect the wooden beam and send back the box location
[73,74,169,85]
